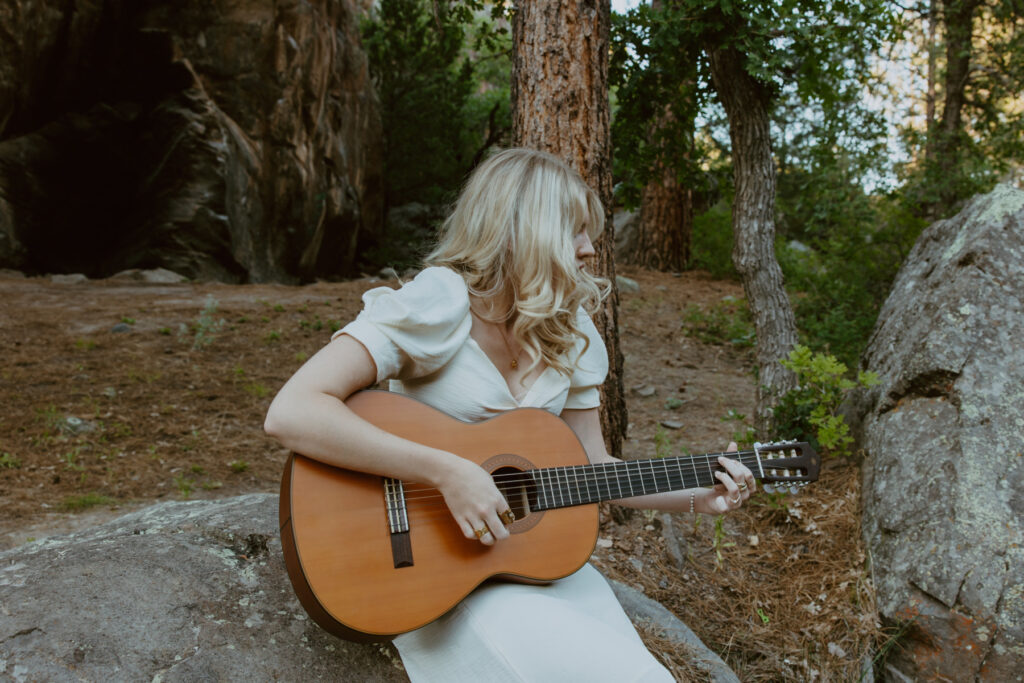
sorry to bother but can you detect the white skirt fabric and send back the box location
[393,564,674,682]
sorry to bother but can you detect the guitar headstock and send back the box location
[754,440,820,494]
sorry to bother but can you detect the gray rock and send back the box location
[616,274,640,294]
[0,494,737,682]
[49,273,88,284]
[109,268,188,283]
[848,183,1024,681]
[110,323,132,333]
[0,495,406,682]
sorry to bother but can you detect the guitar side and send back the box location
[279,391,599,642]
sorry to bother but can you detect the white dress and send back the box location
[336,267,673,682]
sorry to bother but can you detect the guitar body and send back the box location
[279,391,599,642]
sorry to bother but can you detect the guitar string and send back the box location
[394,452,791,505]
[387,453,794,514]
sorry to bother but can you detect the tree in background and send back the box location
[361,0,511,210]
[511,0,628,457]
[613,0,893,432]
[611,0,702,271]
[899,0,1024,219]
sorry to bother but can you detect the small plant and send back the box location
[158,327,171,335]
[244,382,269,398]
[295,351,309,363]
[190,464,206,475]
[273,303,285,313]
[682,297,755,348]
[664,397,684,410]
[61,449,85,472]
[711,516,734,568]
[264,330,281,343]
[75,338,97,351]
[193,295,226,350]
[774,345,879,457]
[120,316,135,325]
[653,425,672,459]
[721,409,755,447]
[0,452,22,469]
[61,493,115,511]
[229,460,249,473]
[174,474,194,499]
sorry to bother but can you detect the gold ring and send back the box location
[500,509,516,525]
[729,495,741,505]
[474,526,490,539]
[737,482,748,491]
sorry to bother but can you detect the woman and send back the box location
[264,148,755,681]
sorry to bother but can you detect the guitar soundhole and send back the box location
[492,466,543,534]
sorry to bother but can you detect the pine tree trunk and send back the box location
[511,0,627,457]
[635,135,692,271]
[932,0,979,217]
[707,45,798,435]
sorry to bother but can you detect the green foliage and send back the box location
[775,153,926,367]
[0,452,21,469]
[720,408,755,447]
[711,515,734,568]
[193,296,225,350]
[654,425,672,459]
[361,0,511,209]
[773,345,878,457]
[681,296,754,348]
[174,474,194,499]
[60,493,115,511]
[229,460,249,474]
[894,0,1024,220]
[689,201,737,279]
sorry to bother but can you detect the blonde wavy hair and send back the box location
[425,148,610,376]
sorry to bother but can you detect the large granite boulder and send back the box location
[0,0,383,282]
[0,493,737,681]
[850,183,1024,681]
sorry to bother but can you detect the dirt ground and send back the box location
[0,265,881,681]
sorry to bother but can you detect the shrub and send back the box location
[773,345,878,457]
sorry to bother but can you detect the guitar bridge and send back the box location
[384,477,414,568]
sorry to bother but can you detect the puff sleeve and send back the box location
[334,267,471,384]
[564,309,609,410]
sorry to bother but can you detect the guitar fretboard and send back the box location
[529,452,759,511]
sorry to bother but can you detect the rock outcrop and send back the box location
[0,493,737,681]
[0,0,382,282]
[850,183,1024,681]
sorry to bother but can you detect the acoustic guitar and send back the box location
[279,390,819,642]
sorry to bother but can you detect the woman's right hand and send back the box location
[435,455,511,546]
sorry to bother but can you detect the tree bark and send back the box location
[632,0,692,272]
[634,111,692,271]
[511,0,627,457]
[706,45,798,435]
[931,0,979,217]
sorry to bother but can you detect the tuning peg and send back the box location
[763,483,775,494]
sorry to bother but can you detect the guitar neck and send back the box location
[528,451,761,511]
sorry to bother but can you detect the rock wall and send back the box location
[0,493,738,681]
[850,183,1024,680]
[0,0,383,282]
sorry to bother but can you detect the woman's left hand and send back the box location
[703,442,756,513]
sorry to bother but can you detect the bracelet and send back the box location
[689,490,696,514]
